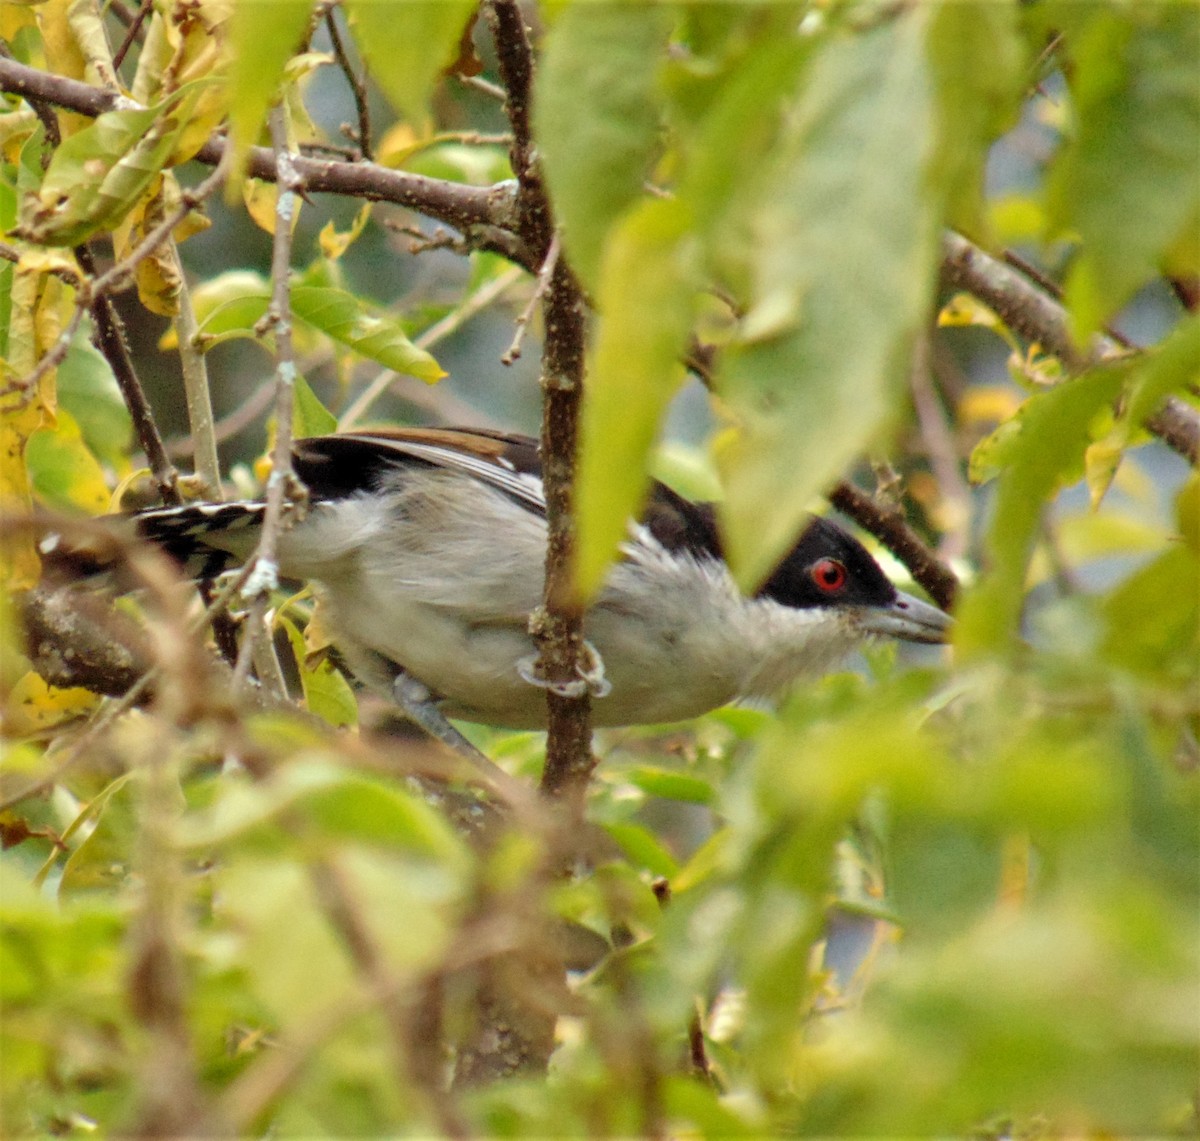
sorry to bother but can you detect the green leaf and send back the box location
[178,760,466,865]
[278,614,355,727]
[1049,7,1200,334]
[1120,315,1200,435]
[575,198,694,600]
[715,10,941,589]
[189,278,445,381]
[227,0,315,173]
[292,373,338,439]
[26,408,111,514]
[291,286,446,381]
[926,0,1023,235]
[58,773,138,897]
[1101,545,1200,679]
[956,368,1125,657]
[57,334,131,467]
[18,83,211,246]
[346,0,478,130]
[535,2,674,288]
[602,822,679,880]
[624,766,715,806]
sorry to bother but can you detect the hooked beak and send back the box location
[858,591,952,645]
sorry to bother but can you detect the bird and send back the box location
[98,426,950,742]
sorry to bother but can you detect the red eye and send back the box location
[811,557,847,593]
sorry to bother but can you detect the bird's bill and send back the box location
[859,591,952,645]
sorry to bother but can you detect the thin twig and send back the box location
[112,0,153,71]
[74,243,181,504]
[232,107,306,691]
[457,73,508,102]
[828,481,959,612]
[339,262,526,429]
[502,231,558,365]
[325,5,372,160]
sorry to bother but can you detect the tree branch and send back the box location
[232,108,305,694]
[75,243,181,505]
[0,55,531,268]
[940,232,1199,466]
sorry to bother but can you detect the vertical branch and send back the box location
[324,4,372,160]
[307,858,470,1138]
[171,238,222,496]
[486,0,595,808]
[74,243,181,505]
[123,548,225,1137]
[233,105,305,690]
[532,256,594,806]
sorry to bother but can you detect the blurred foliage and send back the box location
[1,1,1198,1138]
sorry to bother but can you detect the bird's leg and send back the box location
[516,638,611,699]
[392,670,502,777]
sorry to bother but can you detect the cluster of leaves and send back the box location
[1,1,1198,1137]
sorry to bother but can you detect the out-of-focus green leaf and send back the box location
[715,10,941,589]
[1101,545,1200,678]
[535,2,673,288]
[794,904,1199,1135]
[1086,316,1200,504]
[1119,315,1200,437]
[603,822,679,880]
[1048,7,1200,334]
[926,0,1023,235]
[575,198,694,600]
[178,760,465,866]
[227,0,314,176]
[58,773,138,897]
[956,368,1125,657]
[346,0,478,131]
[218,843,458,1027]
[291,286,445,381]
[624,766,715,806]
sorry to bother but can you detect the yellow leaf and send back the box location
[3,671,100,736]
[1177,474,1200,556]
[959,385,1021,429]
[319,203,372,262]
[242,177,301,237]
[1083,437,1123,510]
[66,0,121,93]
[0,268,63,588]
[0,5,37,45]
[375,122,431,168]
[27,408,112,514]
[35,0,91,135]
[0,108,38,163]
[112,175,182,317]
[938,292,1003,333]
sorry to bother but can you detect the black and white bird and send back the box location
[112,427,950,733]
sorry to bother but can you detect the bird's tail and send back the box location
[131,502,266,578]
